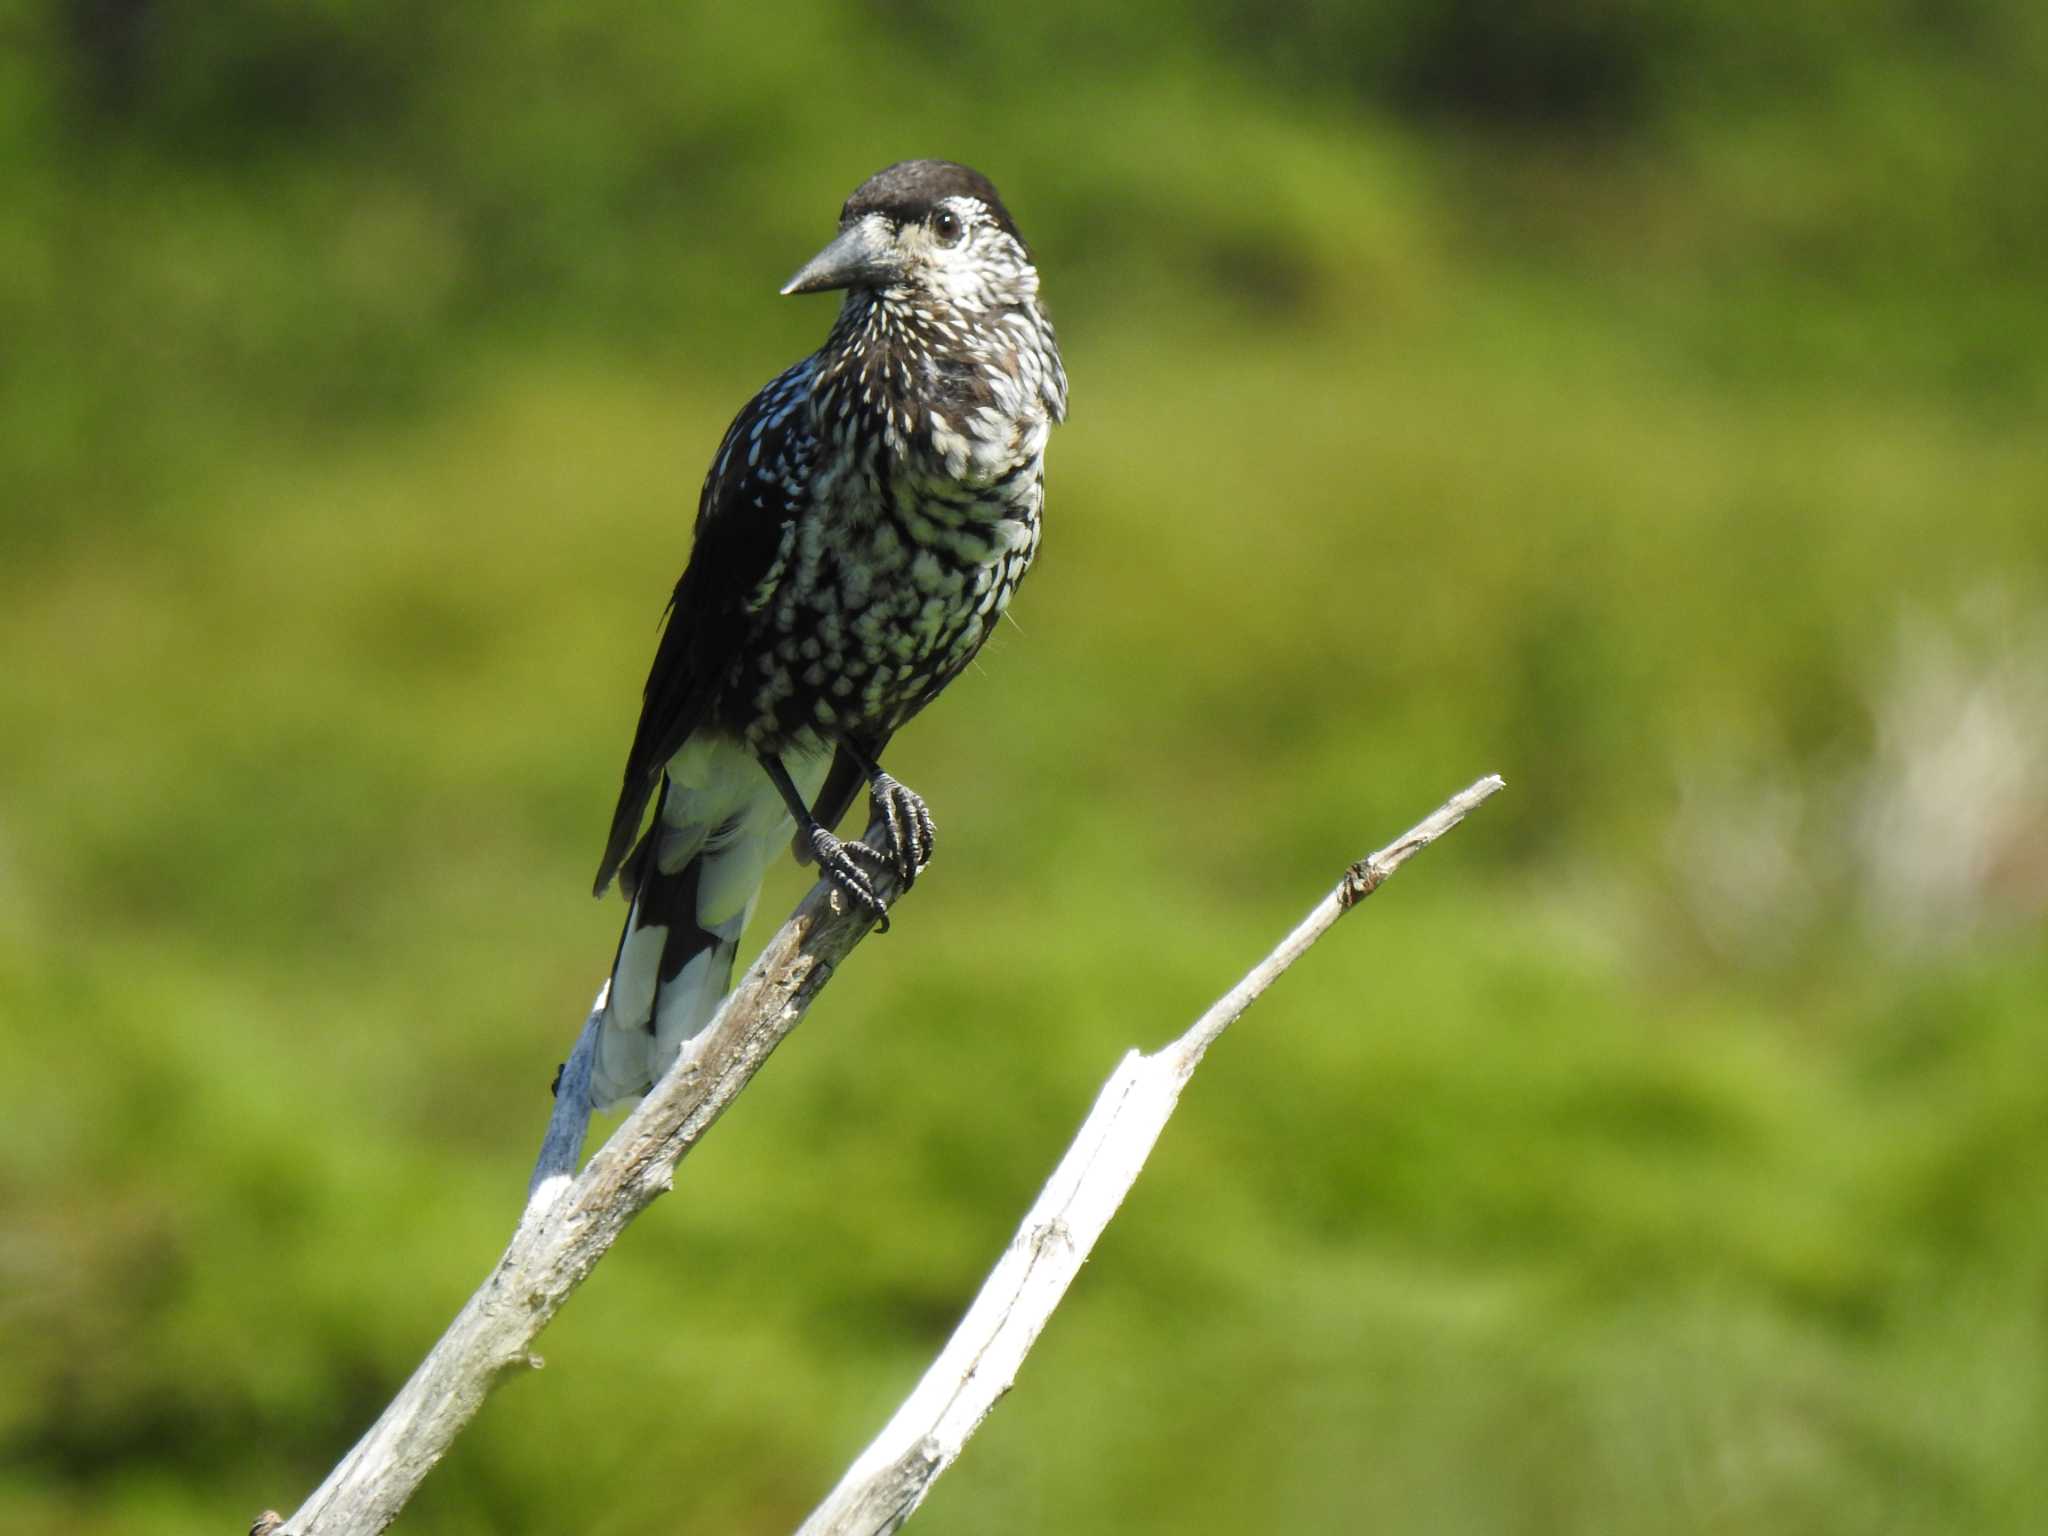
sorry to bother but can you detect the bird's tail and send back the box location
[590,736,826,1108]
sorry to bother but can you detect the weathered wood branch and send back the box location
[263,812,910,1536]
[798,774,1506,1536]
[255,774,1503,1536]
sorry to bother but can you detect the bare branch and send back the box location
[798,774,1506,1536]
[259,774,1502,1536]
[269,816,908,1536]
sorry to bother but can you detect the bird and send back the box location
[585,160,1067,1108]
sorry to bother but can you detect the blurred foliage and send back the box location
[3,1,2047,1532]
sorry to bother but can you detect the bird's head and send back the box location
[781,160,1038,314]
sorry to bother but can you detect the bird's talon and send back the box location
[840,837,893,870]
[810,828,891,928]
[869,773,937,885]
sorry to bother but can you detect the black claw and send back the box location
[810,826,892,932]
[869,773,937,886]
[839,837,895,873]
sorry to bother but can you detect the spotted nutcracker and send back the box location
[588,160,1067,1106]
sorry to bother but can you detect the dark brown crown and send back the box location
[839,160,1024,247]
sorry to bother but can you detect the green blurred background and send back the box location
[5,2,2047,1531]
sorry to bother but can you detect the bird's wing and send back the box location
[593,361,818,896]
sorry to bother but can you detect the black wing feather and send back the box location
[593,362,817,896]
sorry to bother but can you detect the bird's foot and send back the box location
[809,824,896,932]
[868,773,937,885]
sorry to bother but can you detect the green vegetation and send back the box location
[4,3,2045,1531]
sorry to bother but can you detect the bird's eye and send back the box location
[930,208,963,245]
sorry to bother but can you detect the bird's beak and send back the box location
[780,215,898,296]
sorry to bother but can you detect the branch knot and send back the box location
[1339,856,1387,910]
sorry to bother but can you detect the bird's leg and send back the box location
[760,753,894,930]
[841,740,937,886]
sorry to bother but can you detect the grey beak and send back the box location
[780,215,898,296]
